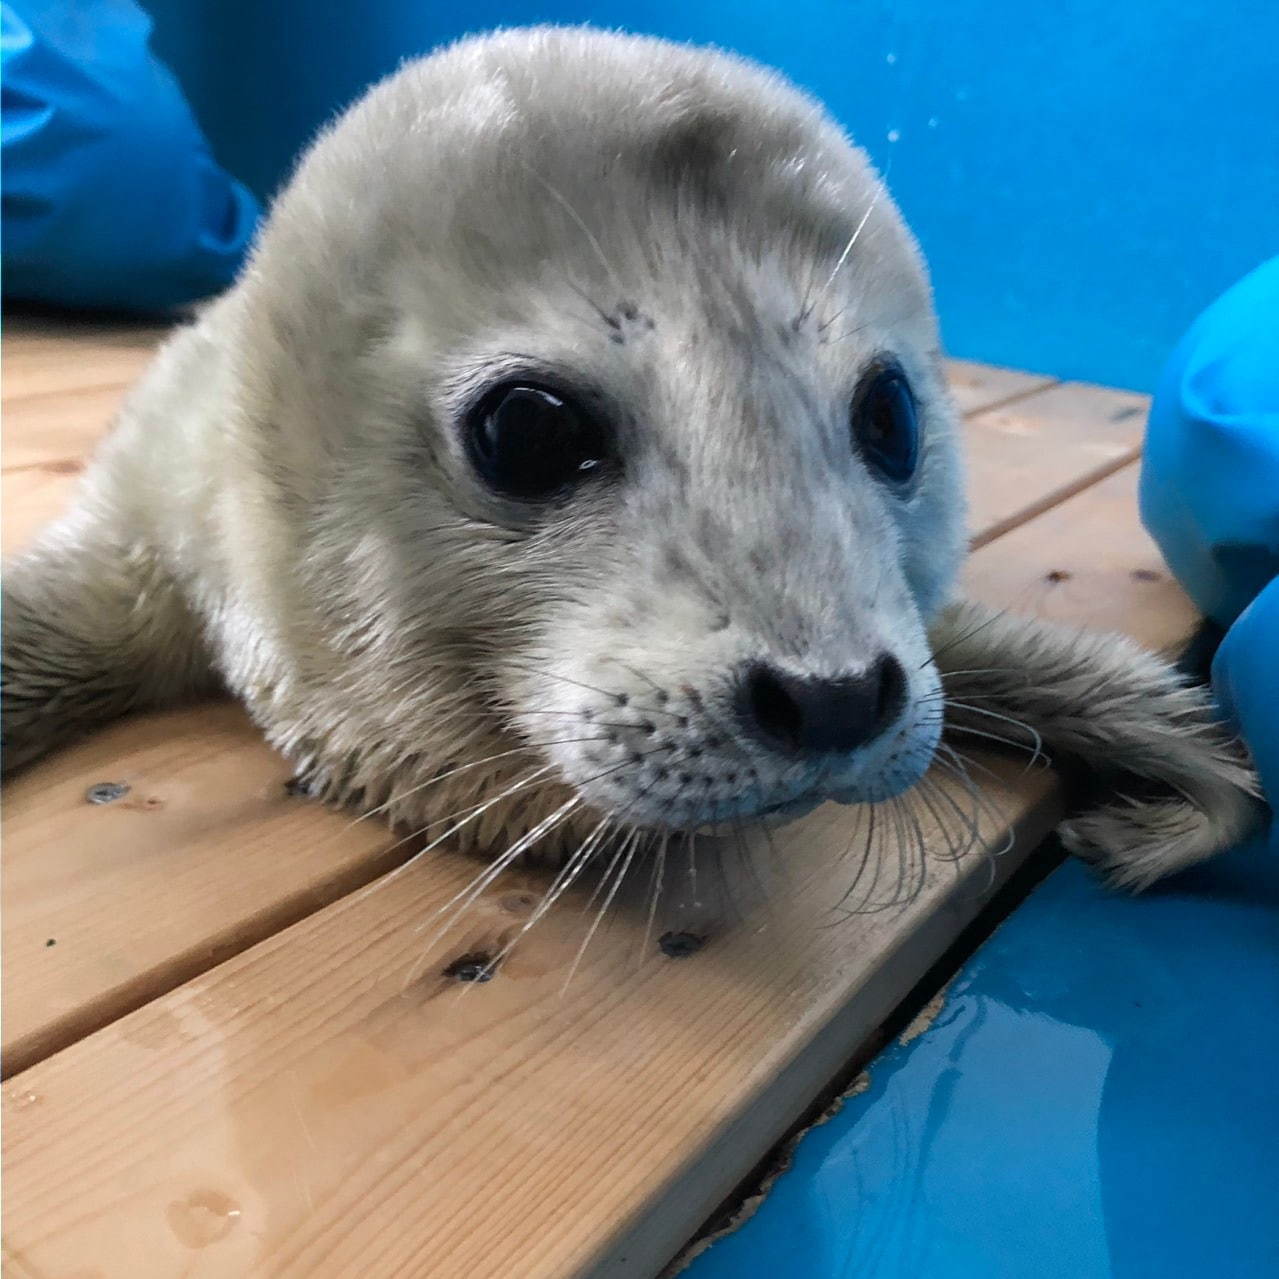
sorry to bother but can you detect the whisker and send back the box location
[803,169,889,325]
[934,748,1017,859]
[640,832,669,963]
[927,606,1008,668]
[418,791,584,937]
[944,700,1045,768]
[479,810,621,979]
[518,162,625,297]
[561,828,642,993]
[914,774,982,863]
[343,736,608,830]
[944,722,1046,763]
[826,800,879,918]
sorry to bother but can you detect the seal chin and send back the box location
[693,791,823,836]
[826,746,936,807]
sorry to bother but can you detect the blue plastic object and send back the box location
[1214,577,1279,832]
[1141,254,1279,827]
[1140,256,1279,631]
[1,0,259,311]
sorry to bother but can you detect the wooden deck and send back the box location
[1,319,1194,1277]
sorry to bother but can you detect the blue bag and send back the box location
[2,0,259,311]
[1140,255,1279,826]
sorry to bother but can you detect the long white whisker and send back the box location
[518,162,625,297]
[560,828,642,994]
[944,700,1045,768]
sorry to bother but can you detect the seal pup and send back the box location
[1,27,1262,894]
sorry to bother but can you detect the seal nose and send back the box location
[738,654,907,755]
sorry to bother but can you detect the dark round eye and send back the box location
[850,361,919,485]
[464,382,609,500]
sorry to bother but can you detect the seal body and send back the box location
[1,28,1261,884]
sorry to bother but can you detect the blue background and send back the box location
[141,0,1279,391]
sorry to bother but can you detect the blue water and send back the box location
[144,1,1279,391]
[683,844,1279,1278]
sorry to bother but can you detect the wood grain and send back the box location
[2,466,84,555]
[962,461,1199,655]
[1,314,166,401]
[966,381,1150,547]
[1,761,1061,1279]
[943,358,1057,417]
[1,382,135,473]
[1,321,168,553]
[1,706,397,1076]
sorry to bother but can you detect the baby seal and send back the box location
[1,27,1262,891]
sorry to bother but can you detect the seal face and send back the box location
[1,28,967,855]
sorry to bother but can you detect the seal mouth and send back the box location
[692,788,824,835]
[756,793,820,819]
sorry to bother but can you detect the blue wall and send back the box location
[144,1,1279,391]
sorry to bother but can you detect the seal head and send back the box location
[2,28,967,851]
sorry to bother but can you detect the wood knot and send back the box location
[85,781,129,805]
[42,458,84,475]
[659,931,706,959]
[443,952,497,983]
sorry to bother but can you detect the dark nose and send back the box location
[737,654,908,755]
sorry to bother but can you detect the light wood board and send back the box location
[944,358,1056,417]
[961,462,1199,655]
[3,758,1061,1279]
[1,706,397,1075]
[966,380,1150,548]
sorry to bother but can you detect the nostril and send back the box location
[738,654,909,756]
[874,652,908,729]
[745,666,805,753]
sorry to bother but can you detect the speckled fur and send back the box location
[1,28,1262,886]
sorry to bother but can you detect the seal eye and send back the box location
[850,362,919,485]
[465,382,608,500]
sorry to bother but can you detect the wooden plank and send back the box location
[1,381,134,473]
[0,422,1198,1278]
[0,706,398,1076]
[966,381,1150,546]
[962,462,1199,654]
[1,321,167,553]
[2,464,84,555]
[944,358,1057,417]
[0,760,1060,1279]
[1,315,167,402]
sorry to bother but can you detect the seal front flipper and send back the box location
[929,599,1265,889]
[1,507,214,774]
